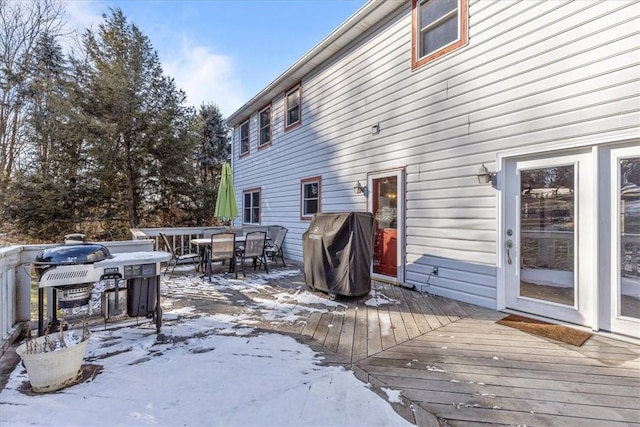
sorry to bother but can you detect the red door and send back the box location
[372,176,398,278]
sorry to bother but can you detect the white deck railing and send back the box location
[0,246,23,355]
[132,225,282,254]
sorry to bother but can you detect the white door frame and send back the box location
[499,148,595,327]
[608,145,640,337]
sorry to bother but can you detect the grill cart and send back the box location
[34,242,171,335]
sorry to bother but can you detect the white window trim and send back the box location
[301,177,321,219]
[243,189,261,224]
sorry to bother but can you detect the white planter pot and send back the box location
[15,331,90,393]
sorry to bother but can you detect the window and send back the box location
[301,176,321,219]
[259,105,271,147]
[412,0,468,69]
[285,84,301,129]
[243,189,261,224]
[240,121,250,155]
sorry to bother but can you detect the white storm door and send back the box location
[504,152,594,326]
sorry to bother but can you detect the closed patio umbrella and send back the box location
[215,162,239,223]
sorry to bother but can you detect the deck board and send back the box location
[335,303,357,362]
[385,290,410,345]
[352,298,369,362]
[322,310,343,353]
[387,283,423,339]
[367,303,383,356]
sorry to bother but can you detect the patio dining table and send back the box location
[191,234,271,278]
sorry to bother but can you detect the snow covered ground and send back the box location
[0,267,414,426]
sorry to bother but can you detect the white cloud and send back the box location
[163,41,247,117]
[63,0,103,29]
[60,2,247,118]
[59,1,102,53]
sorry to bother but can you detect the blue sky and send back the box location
[64,0,368,117]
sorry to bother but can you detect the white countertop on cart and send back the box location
[97,251,172,267]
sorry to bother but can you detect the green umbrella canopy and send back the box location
[214,163,239,222]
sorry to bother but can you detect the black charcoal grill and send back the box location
[34,241,172,336]
[34,244,113,308]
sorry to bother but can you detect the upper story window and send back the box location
[412,0,468,69]
[301,176,321,220]
[285,84,301,130]
[259,105,271,147]
[240,121,250,156]
[243,188,261,224]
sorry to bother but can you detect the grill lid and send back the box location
[35,244,113,266]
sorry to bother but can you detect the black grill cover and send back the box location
[302,212,374,297]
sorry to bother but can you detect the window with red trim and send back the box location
[259,105,271,147]
[412,0,468,69]
[240,121,250,155]
[285,84,301,129]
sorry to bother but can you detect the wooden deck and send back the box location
[3,262,637,426]
[159,263,640,427]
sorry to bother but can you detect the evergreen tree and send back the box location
[0,0,65,179]
[2,31,83,240]
[80,9,198,228]
[197,103,230,182]
[190,103,230,224]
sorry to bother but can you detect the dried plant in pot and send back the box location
[15,320,91,393]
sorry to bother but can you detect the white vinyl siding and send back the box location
[231,0,640,308]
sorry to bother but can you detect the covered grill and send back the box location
[302,212,375,299]
[35,241,171,336]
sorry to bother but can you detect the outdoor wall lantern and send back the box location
[477,164,497,187]
[353,181,366,195]
[371,123,380,135]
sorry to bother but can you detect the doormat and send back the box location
[496,314,592,346]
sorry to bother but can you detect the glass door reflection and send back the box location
[520,165,575,305]
[619,156,640,319]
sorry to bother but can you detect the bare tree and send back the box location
[0,0,65,178]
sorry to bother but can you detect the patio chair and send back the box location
[208,232,236,281]
[159,232,200,278]
[265,226,287,267]
[202,227,219,239]
[235,231,268,278]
